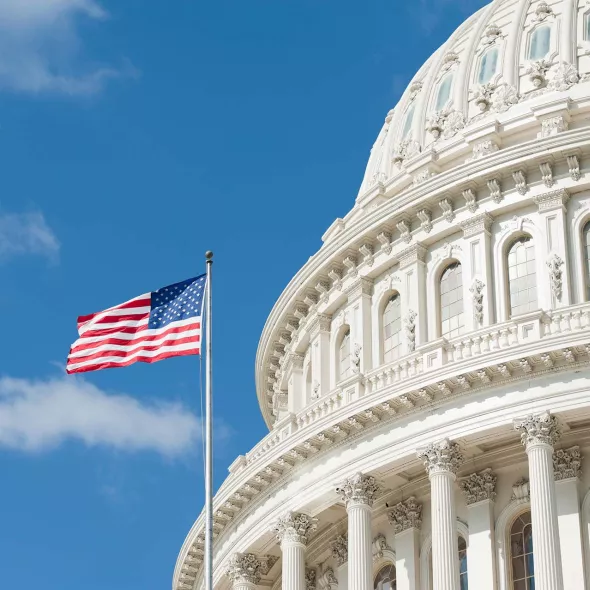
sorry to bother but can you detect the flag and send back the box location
[66,275,207,374]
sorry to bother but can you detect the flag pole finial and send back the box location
[205,250,213,261]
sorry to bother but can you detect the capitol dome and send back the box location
[175,1,590,590]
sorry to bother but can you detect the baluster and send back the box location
[552,313,562,335]
[500,328,510,347]
[509,325,518,345]
[572,311,582,330]
[454,341,463,361]
[562,313,572,332]
[472,335,482,355]
[481,333,491,353]
[463,339,473,358]
[491,331,501,350]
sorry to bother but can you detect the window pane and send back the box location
[479,48,498,84]
[436,74,453,110]
[374,564,396,590]
[511,511,534,590]
[402,104,415,139]
[584,221,590,300]
[383,295,402,363]
[440,262,464,338]
[529,26,550,60]
[508,236,537,317]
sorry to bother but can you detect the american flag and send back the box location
[66,275,206,374]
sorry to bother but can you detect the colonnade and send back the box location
[226,411,579,590]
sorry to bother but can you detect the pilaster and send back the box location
[308,314,331,397]
[388,497,422,590]
[398,243,427,347]
[285,353,305,413]
[345,278,374,375]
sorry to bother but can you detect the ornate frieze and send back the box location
[553,446,582,481]
[272,512,318,545]
[330,534,348,565]
[336,472,381,508]
[514,411,561,448]
[226,553,263,585]
[461,212,493,238]
[533,189,569,213]
[539,115,568,138]
[387,496,422,533]
[460,468,497,504]
[398,243,427,269]
[417,438,463,476]
[549,62,579,92]
[469,139,499,161]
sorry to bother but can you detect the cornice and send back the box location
[256,127,590,428]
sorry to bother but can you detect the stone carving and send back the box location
[351,343,362,373]
[540,115,568,138]
[512,170,527,195]
[533,0,553,22]
[511,478,530,502]
[500,215,533,234]
[490,83,520,113]
[404,309,417,352]
[312,381,321,401]
[377,231,392,254]
[328,267,343,291]
[482,22,502,45]
[439,198,455,223]
[359,243,374,267]
[487,178,502,203]
[336,472,381,508]
[392,139,421,166]
[330,534,348,565]
[317,567,338,590]
[526,59,552,88]
[437,241,462,261]
[396,219,412,244]
[306,569,317,590]
[226,553,263,585]
[462,188,477,213]
[470,279,485,325]
[259,555,279,575]
[272,512,318,545]
[343,255,357,277]
[372,534,392,560]
[408,80,423,100]
[540,162,553,188]
[470,139,499,161]
[417,438,463,476]
[441,51,459,71]
[566,155,581,181]
[438,381,452,396]
[398,243,427,269]
[553,446,582,481]
[457,375,471,390]
[460,468,497,504]
[472,83,496,112]
[426,109,465,140]
[546,253,564,300]
[426,110,447,139]
[417,209,433,233]
[514,411,561,448]
[388,496,422,533]
[413,168,436,185]
[549,61,579,91]
[461,212,493,238]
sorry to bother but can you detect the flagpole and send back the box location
[204,250,214,590]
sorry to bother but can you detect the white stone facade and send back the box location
[174,1,590,589]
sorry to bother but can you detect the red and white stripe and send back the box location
[66,293,201,374]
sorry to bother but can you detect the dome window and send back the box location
[510,511,534,590]
[374,563,396,590]
[383,294,402,363]
[507,236,537,317]
[401,104,415,139]
[435,73,453,111]
[528,25,551,60]
[478,47,499,84]
[440,262,464,339]
[586,13,590,41]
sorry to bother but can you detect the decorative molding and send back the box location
[392,139,421,167]
[533,189,569,212]
[566,155,581,181]
[546,253,564,300]
[461,212,493,238]
[514,410,561,449]
[462,188,478,213]
[404,310,418,353]
[526,59,551,88]
[539,115,568,138]
[376,232,392,255]
[317,567,338,590]
[435,241,462,261]
[417,438,463,476]
[487,178,502,203]
[388,496,422,533]
[460,468,497,504]
[549,62,579,92]
[540,162,553,188]
[439,198,455,223]
[470,279,485,325]
[330,534,348,566]
[398,243,427,269]
[469,139,499,161]
[226,553,263,585]
[512,170,527,195]
[511,478,530,502]
[417,209,433,233]
[306,569,317,590]
[359,243,374,267]
[336,472,381,508]
[396,219,412,244]
[272,512,318,545]
[553,446,582,481]
[372,534,393,561]
[499,215,533,235]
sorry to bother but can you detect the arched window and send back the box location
[374,563,396,590]
[510,511,534,589]
[436,74,453,110]
[383,294,402,363]
[339,329,351,381]
[305,360,312,401]
[584,221,590,300]
[508,236,537,317]
[458,536,468,590]
[528,26,551,60]
[478,47,499,84]
[440,262,464,338]
[586,14,590,41]
[402,104,415,139]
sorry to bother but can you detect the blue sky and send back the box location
[0,1,487,588]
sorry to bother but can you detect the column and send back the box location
[514,411,564,590]
[554,446,585,589]
[388,497,422,590]
[459,469,497,590]
[226,553,263,590]
[398,243,427,345]
[329,534,348,590]
[273,512,318,590]
[417,439,463,590]
[344,278,374,374]
[336,473,380,590]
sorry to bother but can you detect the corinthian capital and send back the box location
[460,468,497,504]
[272,511,317,545]
[336,472,381,508]
[387,496,422,533]
[514,411,560,449]
[226,553,263,585]
[553,446,582,481]
[417,438,463,477]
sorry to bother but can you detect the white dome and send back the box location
[174,2,590,590]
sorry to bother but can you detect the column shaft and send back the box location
[431,472,460,590]
[527,444,563,590]
[348,504,372,590]
[281,541,306,590]
[395,528,420,590]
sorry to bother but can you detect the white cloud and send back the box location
[0,0,133,95]
[0,375,201,457]
[0,210,60,262]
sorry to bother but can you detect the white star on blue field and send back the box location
[0,1,487,588]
